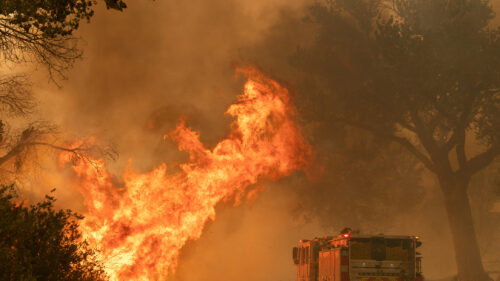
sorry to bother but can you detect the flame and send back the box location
[60,67,311,280]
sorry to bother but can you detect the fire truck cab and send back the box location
[292,231,423,281]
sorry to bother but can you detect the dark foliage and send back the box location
[0,185,107,281]
[0,0,126,38]
[0,0,127,79]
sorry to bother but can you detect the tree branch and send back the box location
[462,144,499,176]
[0,74,33,115]
[334,117,436,172]
[396,121,417,133]
[0,134,116,170]
[0,19,81,82]
[409,109,444,168]
[0,142,24,166]
[456,130,466,170]
[389,135,436,172]
[444,88,476,152]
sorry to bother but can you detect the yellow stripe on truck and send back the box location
[356,277,402,281]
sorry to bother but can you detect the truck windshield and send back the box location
[350,238,412,261]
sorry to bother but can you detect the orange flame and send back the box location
[60,67,311,280]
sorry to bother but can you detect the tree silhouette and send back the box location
[0,0,122,180]
[292,0,499,280]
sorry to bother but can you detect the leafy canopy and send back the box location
[293,0,500,176]
[0,185,107,281]
[0,0,126,38]
[0,0,127,80]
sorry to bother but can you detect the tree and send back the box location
[469,159,500,276]
[0,185,107,280]
[0,0,123,180]
[290,124,426,232]
[292,0,500,280]
[0,0,126,79]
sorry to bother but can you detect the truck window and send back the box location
[350,238,411,261]
[386,239,410,261]
[350,238,371,260]
[371,238,386,261]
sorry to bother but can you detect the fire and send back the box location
[60,67,311,280]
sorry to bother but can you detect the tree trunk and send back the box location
[439,175,491,281]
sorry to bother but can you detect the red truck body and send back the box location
[293,232,423,281]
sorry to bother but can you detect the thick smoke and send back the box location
[24,0,500,280]
[31,0,309,206]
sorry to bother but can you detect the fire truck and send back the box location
[292,230,423,281]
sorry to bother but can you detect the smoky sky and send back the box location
[23,0,500,280]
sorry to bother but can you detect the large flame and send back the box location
[60,67,311,280]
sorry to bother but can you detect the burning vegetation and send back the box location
[58,67,311,280]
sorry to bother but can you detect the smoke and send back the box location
[171,178,326,281]
[30,0,307,202]
[29,0,317,280]
[21,0,500,280]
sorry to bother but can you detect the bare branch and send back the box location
[462,144,500,176]
[0,18,81,82]
[0,125,53,166]
[396,121,417,133]
[29,141,117,164]
[0,124,117,172]
[0,73,33,115]
[334,117,436,172]
[0,140,25,166]
[444,84,478,152]
[388,135,436,172]
[409,109,443,164]
[456,130,466,170]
